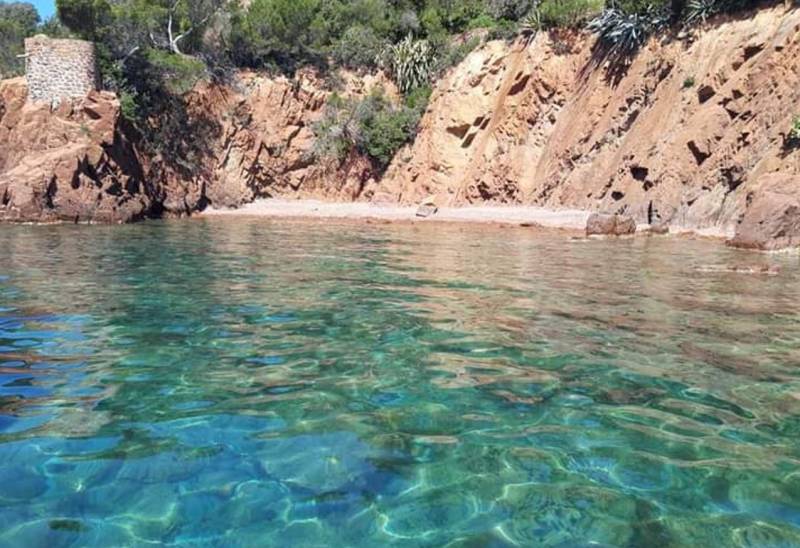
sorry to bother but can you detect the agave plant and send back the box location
[588,7,667,57]
[520,8,542,35]
[378,36,435,94]
[686,0,718,23]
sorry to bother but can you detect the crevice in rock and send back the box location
[447,123,471,139]
[697,85,716,104]
[721,165,745,192]
[508,74,531,96]
[630,165,649,181]
[44,176,57,209]
[742,43,764,62]
[461,133,478,148]
[687,141,710,165]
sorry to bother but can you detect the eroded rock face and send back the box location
[376,8,800,242]
[729,174,800,250]
[169,71,389,213]
[0,78,151,223]
[0,70,389,223]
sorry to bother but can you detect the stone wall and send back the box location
[24,36,99,103]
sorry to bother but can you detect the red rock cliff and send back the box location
[0,78,151,223]
[376,6,800,240]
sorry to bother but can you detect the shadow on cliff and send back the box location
[118,53,227,216]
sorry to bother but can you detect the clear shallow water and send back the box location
[1,218,800,547]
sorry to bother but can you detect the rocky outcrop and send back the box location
[376,6,800,246]
[0,78,151,223]
[586,213,637,236]
[0,70,387,222]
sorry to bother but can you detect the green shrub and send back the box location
[539,0,604,28]
[683,75,695,88]
[145,49,207,95]
[360,102,419,166]
[467,13,497,30]
[54,0,111,41]
[313,88,423,169]
[403,84,432,111]
[613,0,671,15]
[487,0,537,20]
[118,89,139,121]
[332,25,384,70]
[487,18,520,40]
[434,36,482,75]
[229,0,320,71]
[420,6,446,40]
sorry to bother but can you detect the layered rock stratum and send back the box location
[1,5,798,247]
[377,6,800,243]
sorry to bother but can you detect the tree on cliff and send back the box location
[0,1,39,77]
[54,0,109,41]
[228,0,320,71]
[56,0,228,58]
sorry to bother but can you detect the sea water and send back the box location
[1,218,799,546]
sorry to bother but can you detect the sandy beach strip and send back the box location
[202,199,593,230]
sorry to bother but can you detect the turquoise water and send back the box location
[1,218,800,547]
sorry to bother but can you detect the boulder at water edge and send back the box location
[586,213,637,236]
[728,174,800,251]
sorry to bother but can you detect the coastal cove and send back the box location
[2,0,800,545]
[2,218,800,545]
[2,5,799,253]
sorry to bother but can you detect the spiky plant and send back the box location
[520,7,542,35]
[378,36,435,94]
[686,0,718,23]
[587,7,667,57]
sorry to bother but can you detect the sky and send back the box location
[31,0,56,19]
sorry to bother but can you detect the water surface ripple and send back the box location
[1,219,800,546]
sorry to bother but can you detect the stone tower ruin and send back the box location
[24,35,100,103]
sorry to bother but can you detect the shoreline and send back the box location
[203,200,590,231]
[201,199,735,239]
